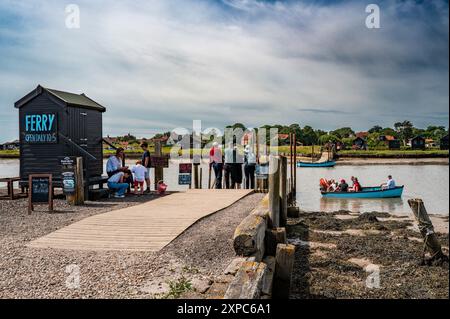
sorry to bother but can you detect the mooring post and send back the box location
[408,198,446,262]
[280,156,288,227]
[269,155,280,228]
[154,140,163,190]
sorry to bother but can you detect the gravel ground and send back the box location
[0,192,264,299]
[288,210,449,299]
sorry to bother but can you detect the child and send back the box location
[131,160,147,195]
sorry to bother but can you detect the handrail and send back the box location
[59,133,97,161]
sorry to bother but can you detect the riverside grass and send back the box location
[1,147,448,158]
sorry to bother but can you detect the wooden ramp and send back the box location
[27,189,253,252]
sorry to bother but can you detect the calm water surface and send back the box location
[1,159,448,215]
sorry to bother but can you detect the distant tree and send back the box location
[319,134,340,145]
[330,127,355,139]
[226,123,247,131]
[394,121,414,146]
[369,125,383,133]
[299,126,318,145]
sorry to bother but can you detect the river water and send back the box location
[1,159,448,215]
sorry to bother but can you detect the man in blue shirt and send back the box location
[106,148,133,194]
[381,175,396,190]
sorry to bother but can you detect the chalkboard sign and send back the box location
[60,157,76,195]
[179,163,192,174]
[179,174,192,185]
[28,174,53,214]
[150,155,169,168]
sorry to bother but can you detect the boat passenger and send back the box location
[381,175,396,190]
[349,176,362,192]
[327,179,337,192]
[338,179,349,192]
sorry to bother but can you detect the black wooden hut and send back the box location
[440,134,449,150]
[14,85,106,187]
[410,136,425,150]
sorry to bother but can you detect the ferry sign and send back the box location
[22,113,58,144]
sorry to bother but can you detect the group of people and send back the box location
[106,143,152,198]
[209,142,257,190]
[320,175,396,193]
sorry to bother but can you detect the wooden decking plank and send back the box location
[28,189,252,252]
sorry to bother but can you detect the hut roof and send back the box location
[15,85,106,112]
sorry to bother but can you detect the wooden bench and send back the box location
[0,177,26,200]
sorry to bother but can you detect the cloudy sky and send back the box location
[0,0,448,142]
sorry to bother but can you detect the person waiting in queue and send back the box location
[106,147,133,194]
[140,142,151,193]
[107,171,131,198]
[209,142,223,189]
[244,145,256,189]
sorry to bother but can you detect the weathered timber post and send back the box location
[265,227,287,256]
[199,167,203,189]
[268,155,280,228]
[408,199,447,263]
[224,261,268,299]
[279,156,288,227]
[68,157,84,205]
[293,134,297,198]
[154,140,164,190]
[272,243,295,299]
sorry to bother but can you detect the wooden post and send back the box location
[279,156,288,227]
[269,155,280,228]
[408,199,447,262]
[199,167,203,189]
[154,141,164,190]
[293,134,297,197]
[208,164,212,189]
[75,157,85,205]
[272,243,295,299]
[265,227,287,256]
[193,164,199,189]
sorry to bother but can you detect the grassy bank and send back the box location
[338,149,449,158]
[2,147,448,159]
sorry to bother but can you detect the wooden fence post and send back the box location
[269,155,280,228]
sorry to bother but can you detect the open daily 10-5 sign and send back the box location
[23,113,57,143]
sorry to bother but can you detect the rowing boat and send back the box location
[321,186,404,198]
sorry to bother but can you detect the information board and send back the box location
[150,155,169,168]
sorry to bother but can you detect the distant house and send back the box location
[440,135,449,150]
[352,137,368,150]
[379,135,401,150]
[425,139,436,148]
[410,136,426,150]
[0,140,20,150]
[276,133,290,145]
[355,131,369,139]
